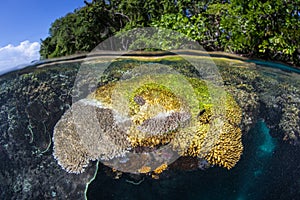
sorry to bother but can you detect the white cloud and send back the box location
[0,40,40,75]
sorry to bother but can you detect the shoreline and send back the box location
[1,50,300,78]
[39,49,300,68]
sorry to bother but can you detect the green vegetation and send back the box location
[40,0,300,66]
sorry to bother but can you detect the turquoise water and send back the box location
[257,120,276,156]
[236,120,277,200]
[247,59,300,74]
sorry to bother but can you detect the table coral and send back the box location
[53,99,132,173]
[53,109,90,174]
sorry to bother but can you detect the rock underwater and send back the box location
[0,54,300,199]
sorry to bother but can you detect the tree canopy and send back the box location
[40,0,300,66]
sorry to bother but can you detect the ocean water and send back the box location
[87,120,300,200]
[1,53,300,200]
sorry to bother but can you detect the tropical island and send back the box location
[40,0,300,67]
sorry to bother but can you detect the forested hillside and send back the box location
[40,0,300,66]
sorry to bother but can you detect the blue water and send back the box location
[246,59,300,74]
[236,120,277,200]
[257,121,277,156]
[88,120,300,200]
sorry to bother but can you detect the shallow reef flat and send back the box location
[0,52,299,199]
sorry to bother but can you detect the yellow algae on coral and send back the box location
[128,130,175,148]
[138,166,152,174]
[168,78,243,169]
[224,94,243,126]
[89,82,117,106]
[204,123,243,169]
[153,163,168,174]
[129,83,183,116]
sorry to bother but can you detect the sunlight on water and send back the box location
[258,120,276,156]
[236,120,277,200]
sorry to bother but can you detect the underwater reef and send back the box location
[0,54,300,199]
[53,75,243,174]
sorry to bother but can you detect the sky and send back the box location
[0,0,87,74]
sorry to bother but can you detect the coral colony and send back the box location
[53,72,243,176]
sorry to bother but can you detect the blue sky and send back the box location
[0,0,86,46]
[0,0,87,74]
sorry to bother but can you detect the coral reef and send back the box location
[138,166,152,174]
[2,53,300,199]
[136,163,168,175]
[0,63,98,199]
[53,109,90,173]
[53,99,132,173]
[53,72,243,172]
[153,163,168,174]
[204,123,243,169]
[219,62,300,145]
